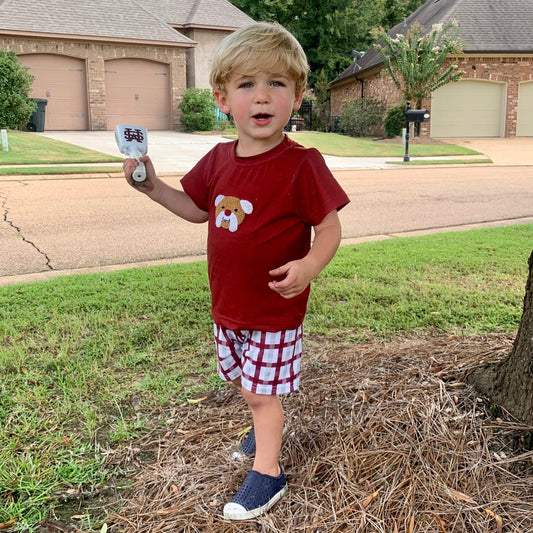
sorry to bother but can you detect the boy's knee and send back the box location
[241,388,277,409]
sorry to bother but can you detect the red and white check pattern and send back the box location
[214,324,303,395]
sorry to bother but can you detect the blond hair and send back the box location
[209,22,308,95]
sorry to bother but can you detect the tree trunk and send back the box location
[467,250,533,426]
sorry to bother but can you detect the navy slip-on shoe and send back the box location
[223,467,288,520]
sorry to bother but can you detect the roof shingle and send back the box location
[137,0,253,28]
[332,0,533,84]
[0,0,253,44]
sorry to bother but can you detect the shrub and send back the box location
[179,88,216,132]
[339,97,385,137]
[0,48,36,129]
[384,103,406,138]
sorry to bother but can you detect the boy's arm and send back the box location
[268,209,341,299]
[124,156,208,223]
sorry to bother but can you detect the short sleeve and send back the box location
[180,148,217,211]
[294,148,350,226]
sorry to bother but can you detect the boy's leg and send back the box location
[241,389,283,477]
[224,389,287,520]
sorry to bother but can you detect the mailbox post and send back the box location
[403,101,430,162]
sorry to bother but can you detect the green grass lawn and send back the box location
[288,131,481,157]
[0,165,123,176]
[0,223,531,530]
[0,131,121,165]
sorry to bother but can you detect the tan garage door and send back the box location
[105,59,171,131]
[19,54,88,130]
[430,79,506,138]
[517,81,533,137]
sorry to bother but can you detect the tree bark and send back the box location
[467,250,533,426]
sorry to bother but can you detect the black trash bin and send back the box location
[27,98,48,132]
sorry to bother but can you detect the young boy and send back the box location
[123,22,349,520]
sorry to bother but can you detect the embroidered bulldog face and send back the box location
[214,194,253,232]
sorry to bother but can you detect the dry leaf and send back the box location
[170,484,180,497]
[431,513,447,533]
[485,508,503,533]
[187,396,207,404]
[448,488,478,505]
[62,436,71,447]
[408,514,415,533]
[238,425,253,437]
[71,514,88,520]
[0,518,18,529]
[357,390,371,402]
[361,491,379,508]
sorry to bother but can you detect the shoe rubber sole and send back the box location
[223,484,288,520]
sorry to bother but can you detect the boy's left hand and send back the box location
[268,210,343,299]
[268,259,316,299]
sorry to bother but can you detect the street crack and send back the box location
[1,190,53,270]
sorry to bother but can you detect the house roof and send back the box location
[332,0,533,85]
[0,0,252,45]
[138,0,254,29]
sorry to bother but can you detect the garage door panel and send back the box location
[431,80,505,138]
[105,59,170,131]
[18,54,88,130]
[517,81,533,137]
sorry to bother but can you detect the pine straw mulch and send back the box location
[107,333,532,533]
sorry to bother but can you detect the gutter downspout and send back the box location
[354,74,364,99]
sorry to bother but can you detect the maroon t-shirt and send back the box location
[181,135,349,331]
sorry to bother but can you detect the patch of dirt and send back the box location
[49,334,533,532]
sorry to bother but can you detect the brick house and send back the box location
[0,0,253,131]
[330,0,533,138]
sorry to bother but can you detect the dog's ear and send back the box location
[240,200,253,214]
[215,194,226,206]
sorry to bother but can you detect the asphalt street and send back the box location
[1,134,533,285]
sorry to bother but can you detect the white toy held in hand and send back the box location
[115,124,148,183]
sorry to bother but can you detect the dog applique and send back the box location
[215,194,253,232]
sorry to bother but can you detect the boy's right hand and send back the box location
[123,155,157,194]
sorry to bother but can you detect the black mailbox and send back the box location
[406,109,430,122]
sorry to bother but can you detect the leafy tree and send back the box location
[311,69,331,132]
[0,49,36,129]
[372,20,465,110]
[179,88,216,132]
[229,0,293,24]
[230,0,387,87]
[381,0,425,28]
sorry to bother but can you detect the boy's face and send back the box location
[215,64,304,157]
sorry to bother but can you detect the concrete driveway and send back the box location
[1,133,532,285]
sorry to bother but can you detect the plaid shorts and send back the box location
[214,323,303,395]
